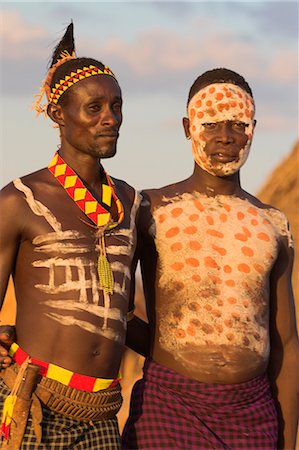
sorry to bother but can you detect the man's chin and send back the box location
[96,147,117,159]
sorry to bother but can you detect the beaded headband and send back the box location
[48,64,116,105]
[32,51,116,117]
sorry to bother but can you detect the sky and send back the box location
[0,1,298,195]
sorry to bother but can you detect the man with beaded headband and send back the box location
[0,22,140,448]
[123,68,299,449]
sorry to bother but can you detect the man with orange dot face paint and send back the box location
[123,68,299,450]
[187,82,255,177]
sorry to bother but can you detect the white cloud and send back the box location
[0,10,48,59]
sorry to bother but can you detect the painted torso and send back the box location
[144,190,292,383]
[11,170,139,378]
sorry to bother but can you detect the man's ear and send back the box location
[47,103,65,126]
[182,117,191,139]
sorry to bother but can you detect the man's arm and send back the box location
[268,236,299,450]
[125,191,154,357]
[0,184,22,367]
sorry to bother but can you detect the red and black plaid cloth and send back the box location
[122,358,278,449]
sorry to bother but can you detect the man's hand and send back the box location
[0,325,15,369]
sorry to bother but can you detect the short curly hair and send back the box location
[187,68,253,106]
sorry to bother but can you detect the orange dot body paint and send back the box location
[152,192,293,370]
[187,83,255,176]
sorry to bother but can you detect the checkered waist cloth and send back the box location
[9,343,121,392]
[122,358,278,449]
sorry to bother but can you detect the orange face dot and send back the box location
[235,233,248,242]
[190,318,201,326]
[223,265,232,273]
[186,258,199,267]
[209,87,216,93]
[242,226,252,237]
[239,102,244,109]
[187,326,196,336]
[231,312,240,320]
[251,219,258,226]
[248,206,258,216]
[208,274,222,284]
[207,109,217,117]
[207,230,224,238]
[175,329,186,339]
[223,204,231,212]
[237,212,245,220]
[253,263,264,274]
[219,213,228,222]
[184,226,197,235]
[217,299,224,307]
[227,297,237,304]
[189,241,201,251]
[171,262,184,271]
[257,232,270,242]
[263,218,271,226]
[189,214,199,222]
[204,256,219,269]
[211,308,222,318]
[206,100,212,106]
[215,324,223,333]
[171,207,183,218]
[158,214,167,223]
[225,280,235,287]
[215,92,224,100]
[197,111,204,119]
[190,108,196,119]
[202,323,214,334]
[188,302,200,311]
[189,240,202,251]
[224,319,233,328]
[238,263,250,273]
[243,336,250,346]
[174,282,184,291]
[226,91,232,98]
[192,274,201,282]
[204,304,212,312]
[194,200,205,211]
[166,227,180,238]
[212,244,227,256]
[226,333,234,341]
[171,242,183,252]
[206,215,214,225]
[241,246,254,257]
[195,99,202,108]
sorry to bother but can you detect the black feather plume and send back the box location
[49,21,75,68]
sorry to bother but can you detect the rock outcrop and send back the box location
[257,140,299,324]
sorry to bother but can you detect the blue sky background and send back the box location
[0,1,298,195]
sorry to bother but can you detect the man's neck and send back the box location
[58,147,103,189]
[188,163,244,197]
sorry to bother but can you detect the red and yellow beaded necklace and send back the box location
[48,151,124,294]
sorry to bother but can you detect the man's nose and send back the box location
[101,106,119,126]
[216,123,234,143]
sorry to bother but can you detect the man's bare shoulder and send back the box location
[110,176,136,199]
[241,190,293,247]
[0,168,54,207]
[142,178,191,209]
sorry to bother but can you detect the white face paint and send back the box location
[187,83,255,176]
